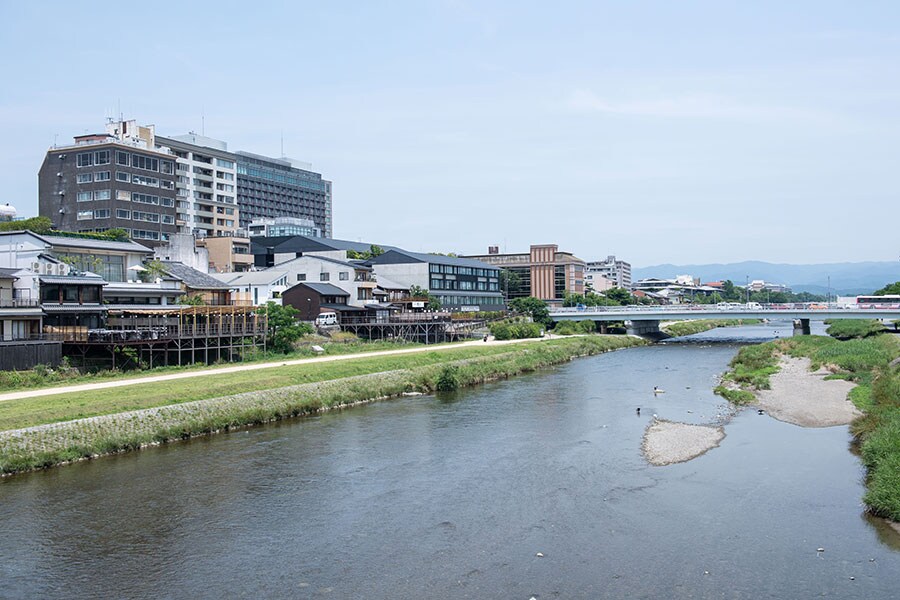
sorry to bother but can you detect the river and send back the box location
[1,322,898,599]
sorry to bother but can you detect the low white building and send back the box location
[267,253,377,307]
[215,270,290,306]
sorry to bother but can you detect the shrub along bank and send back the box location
[716,334,900,521]
[0,335,645,475]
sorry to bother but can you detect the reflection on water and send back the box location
[1,325,898,599]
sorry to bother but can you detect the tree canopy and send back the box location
[258,302,314,353]
[509,296,551,326]
[874,281,900,296]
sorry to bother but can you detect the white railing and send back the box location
[550,302,895,314]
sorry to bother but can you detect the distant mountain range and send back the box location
[632,261,900,296]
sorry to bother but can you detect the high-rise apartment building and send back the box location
[586,255,632,289]
[38,120,178,246]
[155,133,240,238]
[236,152,332,238]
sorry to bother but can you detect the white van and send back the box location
[315,312,338,326]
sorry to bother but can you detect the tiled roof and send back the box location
[299,282,350,296]
[159,262,231,290]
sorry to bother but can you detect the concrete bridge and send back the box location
[548,304,900,338]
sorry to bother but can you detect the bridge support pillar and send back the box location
[626,319,669,341]
[599,323,609,334]
[793,318,811,336]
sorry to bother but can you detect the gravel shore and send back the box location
[642,419,725,466]
[756,356,860,428]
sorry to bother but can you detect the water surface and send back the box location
[1,325,897,598]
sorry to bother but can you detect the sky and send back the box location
[1,0,899,267]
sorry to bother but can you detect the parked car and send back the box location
[315,311,338,326]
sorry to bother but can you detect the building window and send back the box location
[132,174,159,187]
[297,274,306,281]
[160,161,174,174]
[116,151,129,166]
[116,209,131,219]
[93,209,110,219]
[76,210,93,220]
[131,154,159,172]
[77,152,93,167]
[116,171,129,182]
[76,173,93,184]
[319,272,330,281]
[94,189,111,200]
[133,211,160,223]
[116,190,130,201]
[94,150,110,165]
[339,272,349,281]
[132,193,160,205]
[95,171,111,182]
[216,158,234,169]
[76,191,92,202]
[162,215,175,225]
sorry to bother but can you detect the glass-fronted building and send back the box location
[236,152,332,238]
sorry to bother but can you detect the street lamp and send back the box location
[746,275,749,304]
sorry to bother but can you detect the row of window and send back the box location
[75,190,174,207]
[295,271,352,282]
[77,150,110,167]
[114,151,175,174]
[236,165,328,192]
[429,264,499,278]
[431,279,500,291]
[77,190,111,202]
[76,171,111,183]
[434,295,505,306]
[74,228,169,241]
[75,209,173,224]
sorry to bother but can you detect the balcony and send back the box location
[0,298,41,308]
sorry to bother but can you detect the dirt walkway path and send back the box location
[0,335,565,403]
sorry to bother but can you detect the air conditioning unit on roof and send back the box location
[43,264,53,275]
[31,262,41,272]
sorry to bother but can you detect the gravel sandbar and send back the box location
[756,356,860,428]
[642,419,725,466]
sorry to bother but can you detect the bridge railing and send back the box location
[549,302,889,314]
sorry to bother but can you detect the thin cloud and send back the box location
[567,89,832,123]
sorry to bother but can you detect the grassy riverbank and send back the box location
[0,336,644,475]
[716,334,900,521]
[661,319,761,337]
[0,338,426,393]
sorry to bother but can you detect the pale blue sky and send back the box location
[2,1,899,266]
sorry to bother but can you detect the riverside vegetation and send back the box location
[716,332,900,521]
[0,336,645,475]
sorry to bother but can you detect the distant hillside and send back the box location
[632,261,900,296]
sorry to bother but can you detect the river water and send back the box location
[2,322,899,599]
